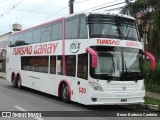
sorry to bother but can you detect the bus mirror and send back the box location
[144,51,156,71]
[86,48,97,68]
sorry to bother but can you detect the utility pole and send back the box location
[125,0,130,15]
[69,0,75,14]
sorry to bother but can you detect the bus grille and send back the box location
[105,82,139,92]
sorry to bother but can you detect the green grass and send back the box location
[144,97,160,111]
[145,85,160,93]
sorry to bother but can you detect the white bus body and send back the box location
[6,12,155,105]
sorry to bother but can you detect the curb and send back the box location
[0,76,5,79]
[135,103,159,111]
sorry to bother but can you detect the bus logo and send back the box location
[123,86,126,90]
[70,41,81,53]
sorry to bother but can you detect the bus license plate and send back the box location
[121,98,127,102]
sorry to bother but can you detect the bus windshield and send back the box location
[88,14,139,41]
[90,47,143,81]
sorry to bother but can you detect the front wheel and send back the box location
[60,83,69,102]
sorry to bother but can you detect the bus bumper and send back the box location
[84,91,145,105]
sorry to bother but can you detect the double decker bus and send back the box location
[6,12,155,105]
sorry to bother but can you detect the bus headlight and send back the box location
[89,82,104,92]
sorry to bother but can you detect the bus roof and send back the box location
[71,11,135,20]
[11,11,135,36]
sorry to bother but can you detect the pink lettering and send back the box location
[97,39,120,45]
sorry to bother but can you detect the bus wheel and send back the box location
[17,76,22,89]
[61,83,69,102]
[12,76,17,88]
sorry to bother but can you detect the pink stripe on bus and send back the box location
[86,48,98,68]
[144,51,156,71]
[62,18,66,75]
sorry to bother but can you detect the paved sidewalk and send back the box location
[146,91,160,100]
[0,72,6,79]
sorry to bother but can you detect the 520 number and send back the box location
[79,87,86,94]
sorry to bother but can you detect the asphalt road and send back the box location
[0,78,159,120]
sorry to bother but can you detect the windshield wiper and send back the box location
[123,60,138,82]
[112,57,115,73]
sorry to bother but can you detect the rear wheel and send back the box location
[60,83,69,102]
[12,75,17,88]
[17,76,22,89]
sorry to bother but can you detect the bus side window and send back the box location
[65,15,79,39]
[66,55,76,77]
[38,56,49,73]
[30,56,36,71]
[41,25,51,42]
[79,15,88,39]
[33,28,41,43]
[26,30,33,44]
[57,56,63,75]
[77,53,88,80]
[19,32,26,46]
[51,20,62,41]
[50,56,56,74]
[9,36,13,47]
[14,35,19,47]
[21,56,31,71]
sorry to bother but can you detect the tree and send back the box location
[149,0,160,61]
[121,0,160,60]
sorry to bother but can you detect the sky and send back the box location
[0,0,126,36]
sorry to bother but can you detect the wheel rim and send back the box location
[18,79,21,88]
[62,84,68,100]
[12,78,15,86]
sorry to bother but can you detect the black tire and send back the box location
[60,83,69,102]
[17,76,22,89]
[12,75,17,88]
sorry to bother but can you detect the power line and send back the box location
[105,6,124,11]
[0,0,10,2]
[92,1,126,11]
[0,0,60,19]
[0,6,65,15]
[102,0,133,11]
[1,0,24,17]
[75,0,90,4]
[23,4,68,27]
[83,0,122,11]
[20,0,60,23]
[8,0,62,26]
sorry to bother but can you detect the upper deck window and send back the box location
[33,28,41,43]
[41,25,52,42]
[65,14,87,39]
[79,16,88,38]
[26,30,33,44]
[65,15,79,39]
[88,14,140,41]
[8,14,88,47]
[51,20,62,41]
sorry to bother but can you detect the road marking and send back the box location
[14,105,44,120]
[14,105,26,111]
